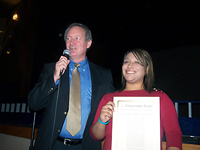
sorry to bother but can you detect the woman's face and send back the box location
[122,52,147,85]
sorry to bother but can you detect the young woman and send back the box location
[90,49,182,150]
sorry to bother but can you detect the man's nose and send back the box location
[70,39,75,45]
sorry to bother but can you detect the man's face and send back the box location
[66,26,92,62]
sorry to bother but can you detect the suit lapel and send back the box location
[88,61,100,112]
[60,66,70,110]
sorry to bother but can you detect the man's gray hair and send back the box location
[64,23,92,42]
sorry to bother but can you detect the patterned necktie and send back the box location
[66,63,81,137]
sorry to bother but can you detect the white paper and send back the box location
[112,97,160,150]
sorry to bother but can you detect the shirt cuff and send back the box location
[55,79,60,85]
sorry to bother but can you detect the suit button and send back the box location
[64,112,67,115]
[58,130,60,133]
[51,88,53,90]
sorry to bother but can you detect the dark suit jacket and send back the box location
[28,60,115,150]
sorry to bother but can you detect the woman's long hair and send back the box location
[119,48,154,93]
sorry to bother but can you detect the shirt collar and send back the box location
[69,57,88,68]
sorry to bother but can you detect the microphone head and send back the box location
[63,49,71,59]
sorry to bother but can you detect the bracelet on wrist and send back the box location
[98,117,110,125]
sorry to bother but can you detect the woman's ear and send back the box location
[146,66,149,75]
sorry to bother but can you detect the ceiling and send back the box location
[0,0,21,17]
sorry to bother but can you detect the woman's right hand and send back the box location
[100,101,115,123]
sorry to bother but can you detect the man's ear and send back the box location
[87,40,92,49]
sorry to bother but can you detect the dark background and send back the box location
[0,0,200,117]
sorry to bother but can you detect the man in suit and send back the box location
[28,23,115,150]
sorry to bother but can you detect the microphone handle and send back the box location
[60,54,69,74]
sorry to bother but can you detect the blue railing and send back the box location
[1,101,200,137]
[0,102,43,127]
[173,100,200,138]
[173,100,200,118]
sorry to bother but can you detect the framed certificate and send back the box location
[112,97,160,150]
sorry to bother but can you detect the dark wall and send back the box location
[0,0,40,102]
[151,44,200,117]
[151,44,200,101]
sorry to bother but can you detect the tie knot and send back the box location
[75,63,80,68]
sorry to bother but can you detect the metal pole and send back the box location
[175,102,179,117]
[29,111,36,150]
[188,102,192,118]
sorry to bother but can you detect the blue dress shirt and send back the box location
[59,57,92,139]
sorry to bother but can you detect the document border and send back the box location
[111,97,160,150]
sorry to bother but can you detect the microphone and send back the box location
[61,49,71,74]
[63,49,71,59]
[51,49,70,150]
